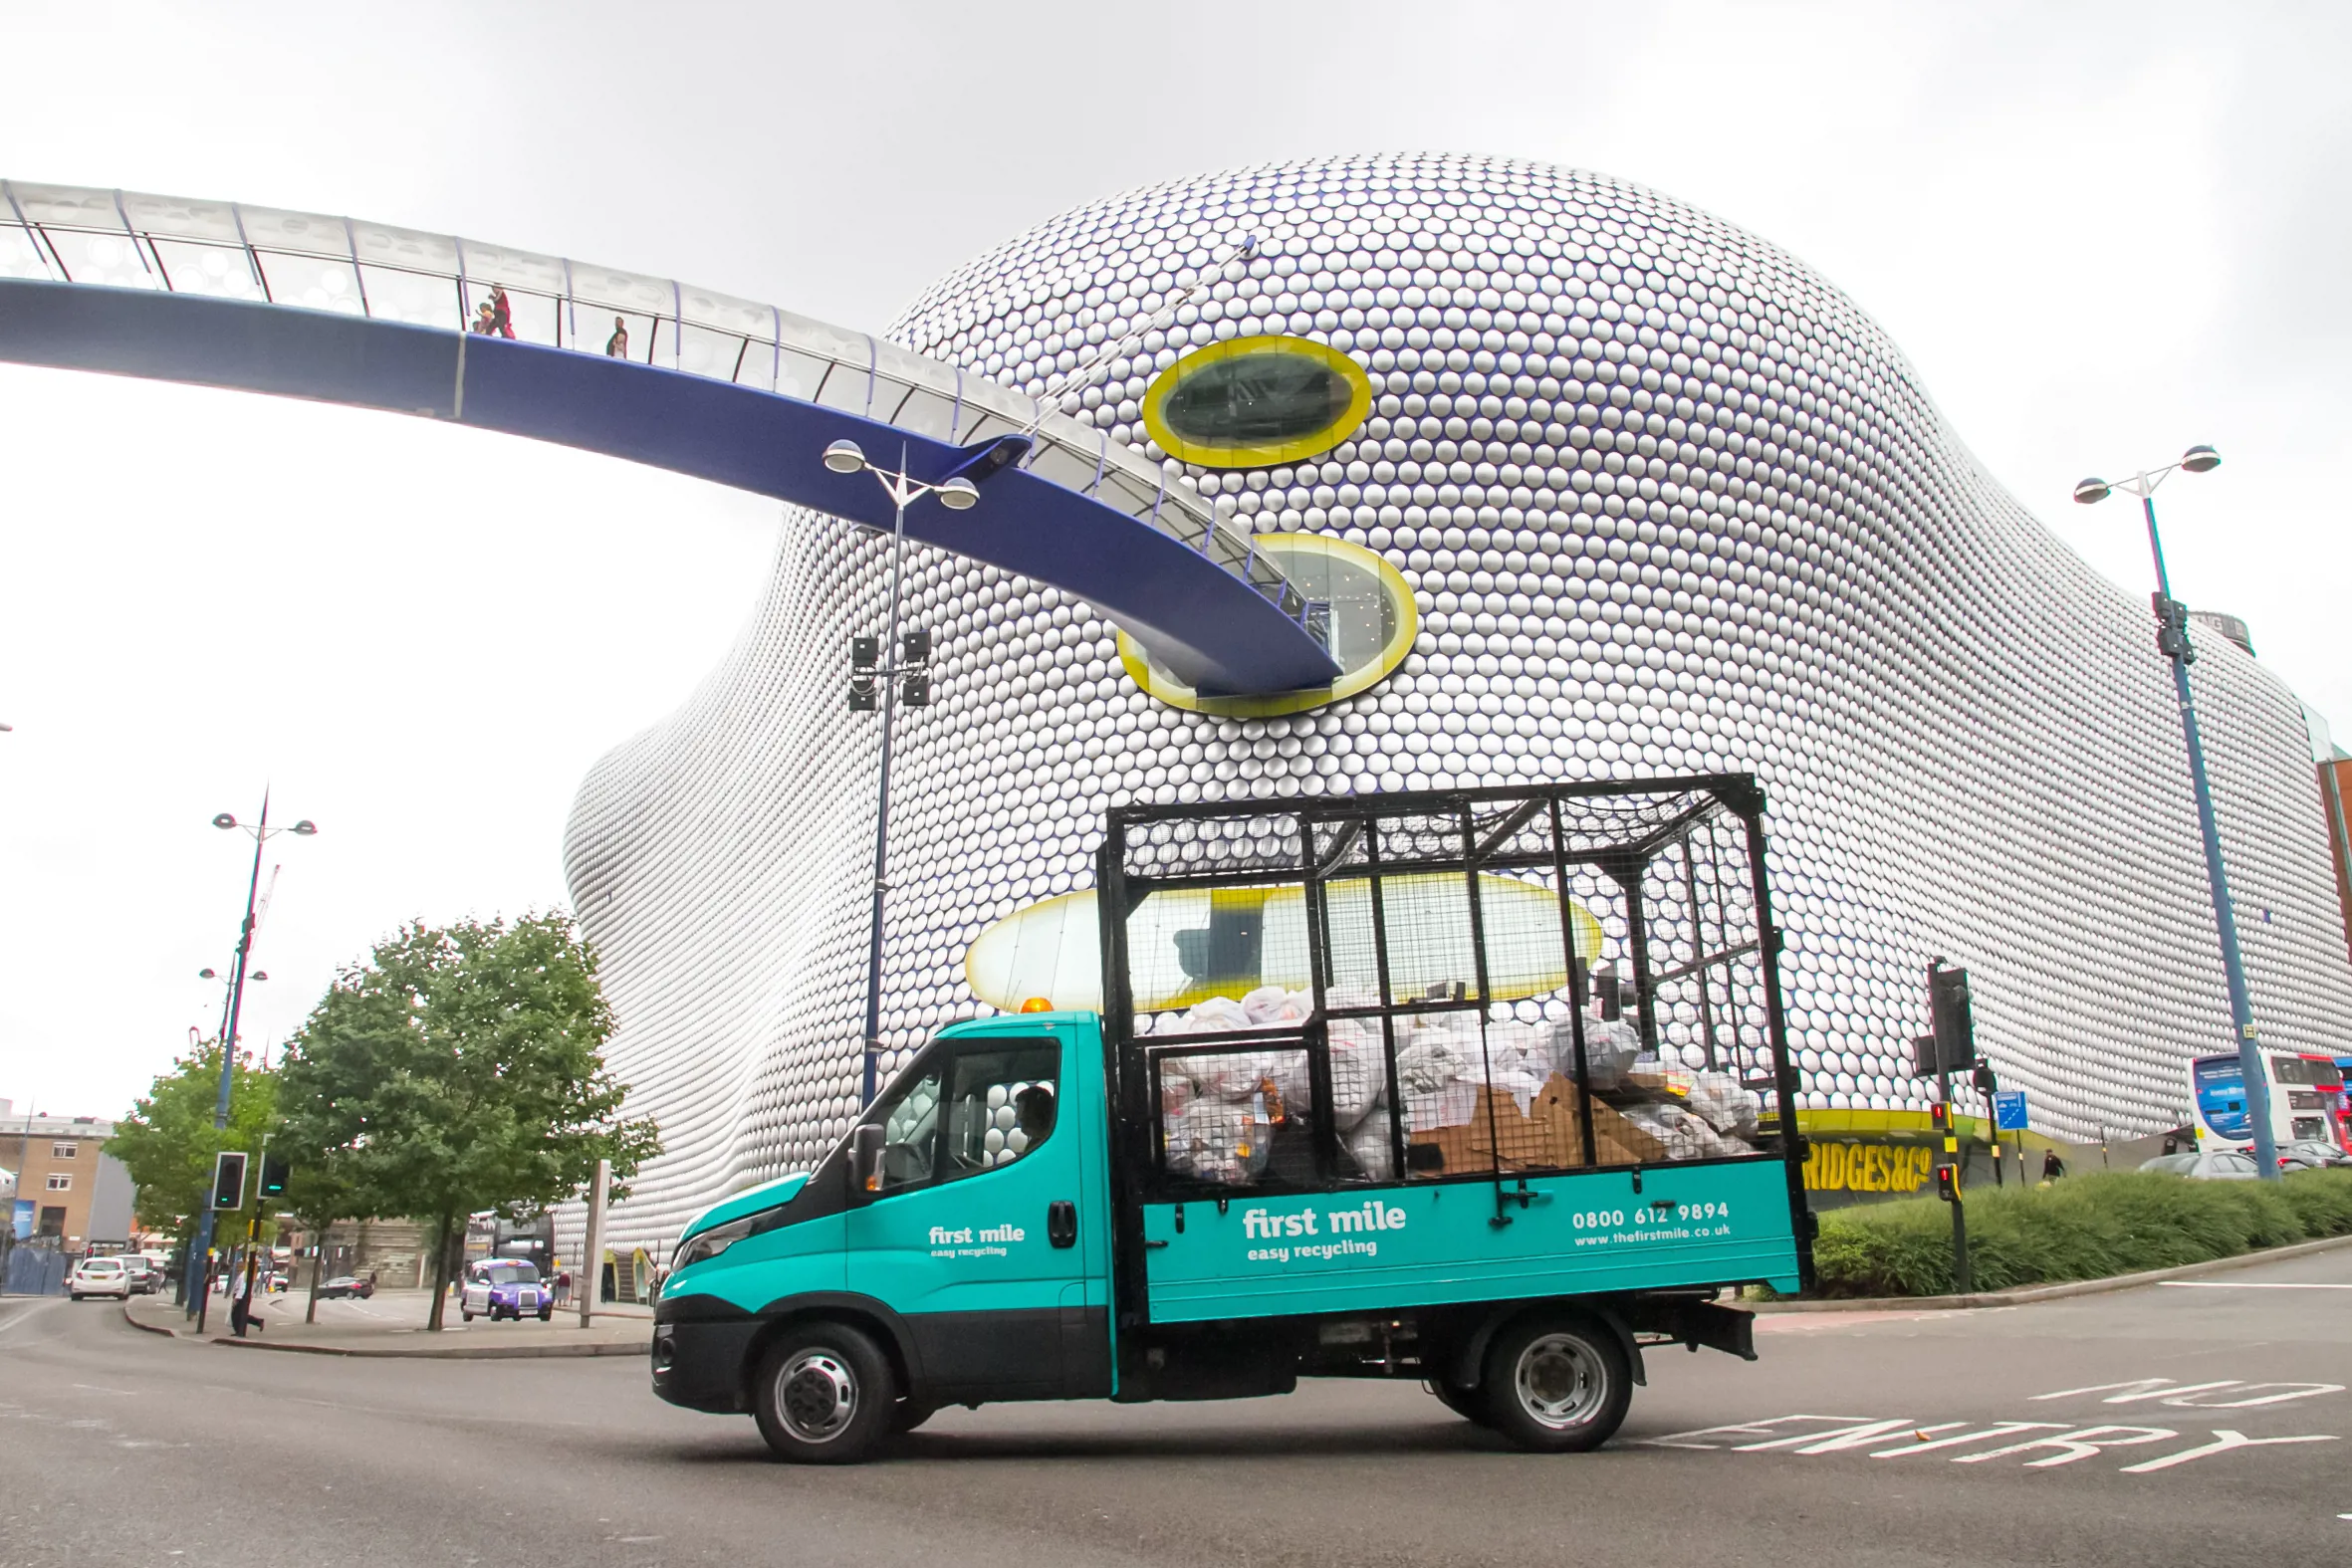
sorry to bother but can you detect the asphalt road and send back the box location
[3,1245,2348,1568]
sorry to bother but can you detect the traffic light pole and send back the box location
[859,478,910,1109]
[186,792,273,1319]
[1937,1065,1971,1296]
[1926,961,1973,1295]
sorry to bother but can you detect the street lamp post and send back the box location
[2074,445,2278,1179]
[185,793,317,1317]
[821,438,985,1105]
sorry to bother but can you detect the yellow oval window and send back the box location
[1142,336,1373,468]
[1118,533,1418,717]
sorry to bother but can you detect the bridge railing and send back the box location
[0,180,1306,624]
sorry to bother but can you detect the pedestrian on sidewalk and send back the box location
[228,1266,264,1338]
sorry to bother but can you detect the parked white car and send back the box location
[69,1255,131,1300]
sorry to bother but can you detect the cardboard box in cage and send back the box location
[1409,1074,1669,1173]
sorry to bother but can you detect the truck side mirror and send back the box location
[850,1125,886,1196]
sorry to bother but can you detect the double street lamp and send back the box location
[2073,444,2279,1179]
[184,794,317,1316]
[821,437,983,1106]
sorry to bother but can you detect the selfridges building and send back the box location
[563,153,2352,1247]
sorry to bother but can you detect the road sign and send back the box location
[1993,1088,2029,1132]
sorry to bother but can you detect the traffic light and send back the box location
[1929,963,1976,1072]
[258,1153,290,1200]
[2151,591,2197,665]
[1936,1165,1960,1203]
[900,628,931,709]
[848,636,879,711]
[1971,1062,1999,1096]
[210,1151,248,1211]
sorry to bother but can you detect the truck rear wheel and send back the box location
[752,1322,894,1464]
[1479,1312,1631,1453]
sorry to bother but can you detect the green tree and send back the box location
[111,1040,279,1282]
[276,913,661,1330]
[277,1161,363,1325]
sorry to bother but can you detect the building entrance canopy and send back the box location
[0,179,1339,698]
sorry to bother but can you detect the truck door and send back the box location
[846,1031,1096,1402]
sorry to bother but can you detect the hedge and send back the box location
[1809,1167,2352,1298]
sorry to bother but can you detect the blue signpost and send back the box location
[1991,1088,2028,1189]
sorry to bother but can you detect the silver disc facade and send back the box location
[564,153,2352,1251]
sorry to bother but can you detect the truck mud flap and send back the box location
[1639,1297,1757,1361]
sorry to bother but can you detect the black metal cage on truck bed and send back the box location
[1095,774,1811,1252]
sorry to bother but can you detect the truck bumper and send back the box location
[651,1317,760,1413]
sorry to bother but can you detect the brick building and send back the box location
[0,1102,135,1254]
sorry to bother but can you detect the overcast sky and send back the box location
[1,1,2344,1122]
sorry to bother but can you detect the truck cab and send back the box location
[654,776,1813,1461]
[652,1012,1113,1447]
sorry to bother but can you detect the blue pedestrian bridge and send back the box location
[0,179,1341,698]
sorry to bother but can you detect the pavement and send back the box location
[121,1285,653,1356]
[2,1245,2348,1566]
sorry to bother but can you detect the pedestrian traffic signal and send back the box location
[1936,1165,1960,1203]
[210,1150,248,1211]
[258,1153,289,1199]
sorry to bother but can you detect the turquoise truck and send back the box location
[652,776,1815,1460]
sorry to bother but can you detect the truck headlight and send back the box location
[672,1216,754,1273]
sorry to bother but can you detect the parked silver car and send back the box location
[2138,1150,2261,1181]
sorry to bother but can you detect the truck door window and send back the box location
[870,1062,946,1193]
[940,1042,1061,1180]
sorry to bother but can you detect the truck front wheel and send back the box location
[752,1322,895,1464]
[1479,1312,1631,1453]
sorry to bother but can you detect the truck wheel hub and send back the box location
[1514,1333,1605,1429]
[778,1351,858,1442]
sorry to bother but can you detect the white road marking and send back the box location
[2030,1377,2344,1408]
[1873,1423,2070,1456]
[2118,1430,2339,1473]
[0,1298,60,1336]
[1647,1410,2343,1473]
[2159,1281,2352,1290]
[1734,1420,1932,1454]
[1953,1426,2179,1467]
